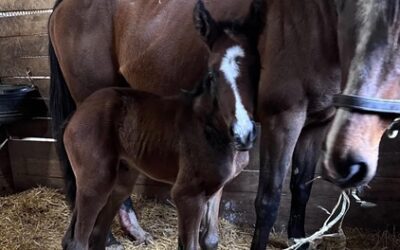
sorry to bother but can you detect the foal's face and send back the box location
[207,34,258,151]
[323,0,400,188]
[193,0,262,151]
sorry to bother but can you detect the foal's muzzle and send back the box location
[232,121,257,151]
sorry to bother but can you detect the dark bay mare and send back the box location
[61,1,262,247]
[49,0,264,249]
[322,0,400,189]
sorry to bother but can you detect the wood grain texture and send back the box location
[0,56,49,76]
[0,0,55,11]
[0,35,49,58]
[0,14,50,38]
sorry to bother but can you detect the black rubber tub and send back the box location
[0,84,39,124]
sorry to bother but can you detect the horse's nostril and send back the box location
[340,162,368,185]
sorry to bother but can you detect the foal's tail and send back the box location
[49,19,77,207]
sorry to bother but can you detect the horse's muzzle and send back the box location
[233,121,257,151]
[321,153,370,189]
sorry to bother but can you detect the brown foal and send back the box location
[61,1,264,249]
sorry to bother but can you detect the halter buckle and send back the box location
[387,118,400,139]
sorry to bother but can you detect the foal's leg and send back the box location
[288,124,329,246]
[70,159,118,250]
[251,107,306,250]
[91,163,137,250]
[200,188,222,250]
[172,181,207,250]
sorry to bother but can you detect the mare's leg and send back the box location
[200,188,223,250]
[172,181,207,250]
[62,210,77,249]
[288,124,328,248]
[251,107,307,250]
[118,170,152,244]
[90,162,138,250]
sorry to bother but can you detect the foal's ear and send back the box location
[193,0,219,48]
[243,0,267,43]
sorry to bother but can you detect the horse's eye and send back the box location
[207,72,216,82]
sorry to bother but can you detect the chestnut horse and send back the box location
[322,0,400,188]
[62,2,261,248]
[49,0,264,249]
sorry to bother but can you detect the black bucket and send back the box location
[0,84,38,124]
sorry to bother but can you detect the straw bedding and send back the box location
[0,187,399,250]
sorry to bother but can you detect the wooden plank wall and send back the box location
[1,0,400,233]
[0,0,54,194]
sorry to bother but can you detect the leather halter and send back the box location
[333,94,400,115]
[333,94,400,138]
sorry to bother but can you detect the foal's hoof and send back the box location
[119,208,153,245]
[131,232,153,246]
[106,233,124,250]
[106,243,125,250]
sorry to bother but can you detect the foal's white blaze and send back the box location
[220,45,253,142]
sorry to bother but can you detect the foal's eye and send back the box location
[207,72,216,82]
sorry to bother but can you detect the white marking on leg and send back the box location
[220,45,253,142]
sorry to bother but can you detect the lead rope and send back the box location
[0,9,53,18]
[284,191,350,250]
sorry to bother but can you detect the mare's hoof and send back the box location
[288,238,310,250]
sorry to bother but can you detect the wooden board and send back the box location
[0,14,51,38]
[0,56,49,76]
[6,118,52,138]
[0,35,49,58]
[0,0,55,11]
